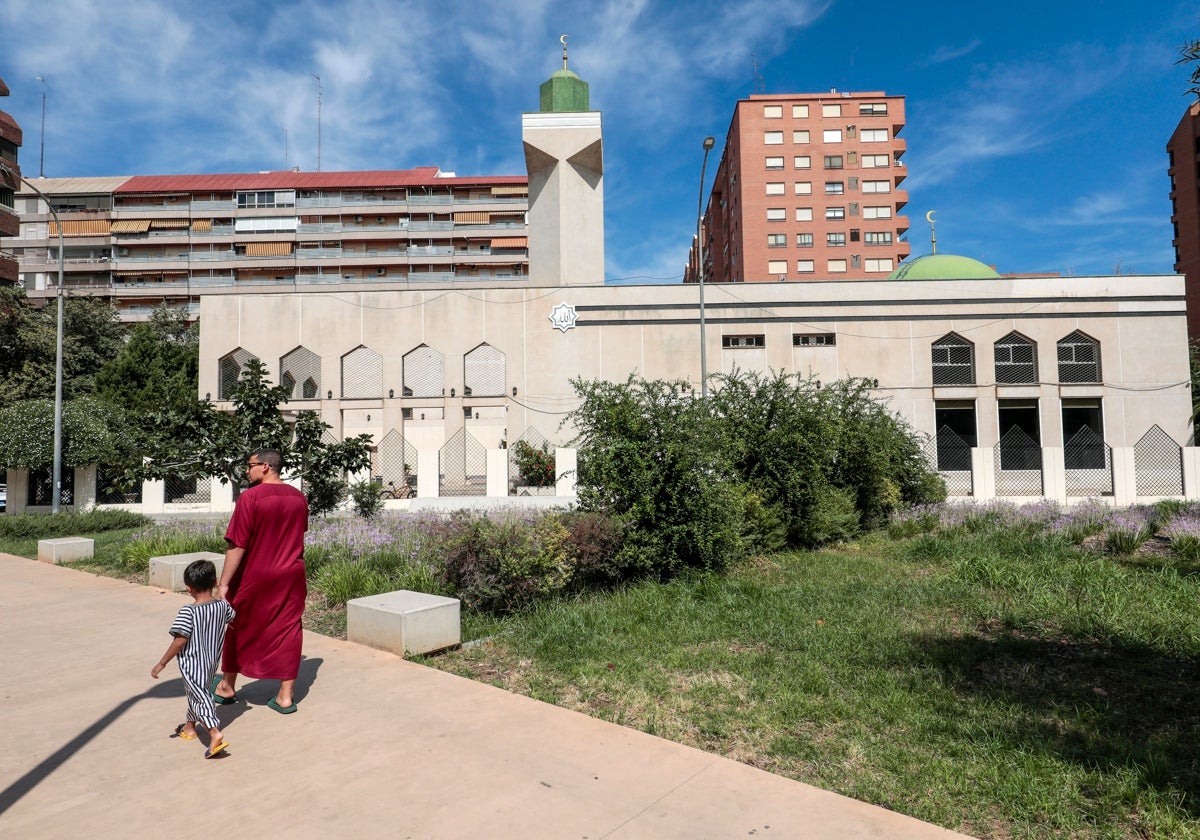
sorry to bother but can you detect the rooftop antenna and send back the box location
[560,33,568,69]
[35,75,45,177]
[312,73,322,171]
[751,54,765,94]
[926,210,938,254]
[283,127,289,169]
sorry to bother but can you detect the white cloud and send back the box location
[918,39,981,68]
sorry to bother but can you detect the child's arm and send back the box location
[151,635,188,678]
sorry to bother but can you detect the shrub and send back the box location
[0,509,149,540]
[1103,509,1155,556]
[119,519,227,574]
[348,479,384,518]
[439,510,573,613]
[1048,498,1112,544]
[559,510,629,587]
[1160,513,1200,563]
[511,440,556,487]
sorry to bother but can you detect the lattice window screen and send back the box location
[931,334,974,385]
[218,348,259,399]
[439,429,487,496]
[403,345,445,397]
[281,346,321,400]
[342,345,383,399]
[1134,425,1183,496]
[994,332,1038,384]
[464,344,505,397]
[1057,331,1101,383]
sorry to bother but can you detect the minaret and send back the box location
[522,36,604,287]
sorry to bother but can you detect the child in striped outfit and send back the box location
[151,559,236,759]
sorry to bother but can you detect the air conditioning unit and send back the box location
[376,216,385,224]
[353,215,363,223]
[376,268,386,276]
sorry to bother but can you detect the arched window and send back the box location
[218,348,259,400]
[463,343,505,397]
[280,346,321,400]
[1057,331,1101,383]
[341,345,383,399]
[402,344,445,397]
[931,333,974,386]
[994,331,1038,384]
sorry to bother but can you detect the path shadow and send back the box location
[219,655,323,708]
[907,627,1200,813]
[0,678,185,816]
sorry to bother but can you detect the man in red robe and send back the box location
[214,448,308,714]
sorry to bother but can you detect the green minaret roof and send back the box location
[540,68,589,112]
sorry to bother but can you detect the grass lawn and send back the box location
[422,531,1200,840]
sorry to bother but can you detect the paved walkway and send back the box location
[0,553,975,839]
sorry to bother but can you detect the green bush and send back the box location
[559,510,628,587]
[348,479,384,518]
[0,509,149,540]
[511,440,556,487]
[439,510,574,613]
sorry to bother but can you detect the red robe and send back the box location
[222,482,308,680]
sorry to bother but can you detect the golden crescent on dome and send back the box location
[925,210,936,223]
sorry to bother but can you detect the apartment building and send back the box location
[12,168,529,321]
[1168,99,1200,341]
[688,91,910,283]
[0,77,22,284]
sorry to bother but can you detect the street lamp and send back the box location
[9,174,66,512]
[35,76,46,178]
[697,136,715,398]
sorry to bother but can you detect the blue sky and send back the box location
[0,0,1196,281]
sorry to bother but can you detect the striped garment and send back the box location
[169,599,236,730]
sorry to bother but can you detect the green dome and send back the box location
[888,254,1000,280]
[539,69,590,112]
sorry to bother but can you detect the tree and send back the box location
[132,357,372,515]
[1180,39,1200,100]
[95,305,199,419]
[0,286,124,403]
[0,396,134,469]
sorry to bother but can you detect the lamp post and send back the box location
[697,136,715,398]
[16,175,65,512]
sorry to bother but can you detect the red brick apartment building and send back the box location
[1168,100,1200,341]
[0,77,23,284]
[688,91,910,283]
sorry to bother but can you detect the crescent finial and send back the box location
[925,210,936,223]
[560,34,569,69]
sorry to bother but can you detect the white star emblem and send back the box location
[548,301,578,333]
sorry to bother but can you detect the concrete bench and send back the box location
[149,551,225,591]
[347,590,461,656]
[38,537,94,565]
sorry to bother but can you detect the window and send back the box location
[793,130,810,144]
[1062,399,1106,469]
[823,155,843,169]
[796,207,814,221]
[851,255,861,269]
[764,131,784,145]
[848,177,858,190]
[796,233,813,247]
[827,232,846,247]
[796,259,815,273]
[934,401,976,471]
[792,104,809,118]
[342,345,384,399]
[861,154,890,168]
[998,400,1042,470]
[825,207,845,220]
[766,207,786,221]
[822,103,842,117]
[846,125,857,138]
[994,332,1038,384]
[847,151,858,165]
[794,155,811,169]
[767,260,788,275]
[823,129,842,143]
[932,333,974,385]
[864,231,893,245]
[861,129,889,142]
[793,333,835,346]
[764,104,783,118]
[1057,331,1101,382]
[767,233,787,248]
[827,259,847,273]
[864,258,894,272]
[849,228,860,242]
[237,190,296,209]
[863,205,892,219]
[825,181,845,195]
[862,180,891,193]
[723,334,765,348]
[794,181,812,195]
[766,182,786,195]
[765,156,784,170]
[859,102,888,115]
